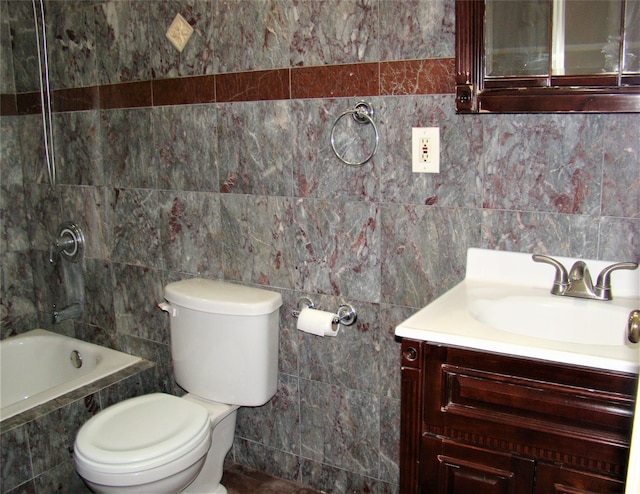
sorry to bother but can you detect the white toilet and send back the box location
[73,279,282,494]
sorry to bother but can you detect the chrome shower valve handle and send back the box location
[49,221,84,264]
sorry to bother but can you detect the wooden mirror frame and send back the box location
[455,0,640,113]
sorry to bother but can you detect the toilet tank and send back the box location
[163,279,282,407]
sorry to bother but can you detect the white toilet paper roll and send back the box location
[296,307,338,337]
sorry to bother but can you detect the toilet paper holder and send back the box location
[291,297,357,327]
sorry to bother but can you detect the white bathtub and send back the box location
[0,329,141,421]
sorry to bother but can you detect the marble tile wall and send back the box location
[1,0,638,493]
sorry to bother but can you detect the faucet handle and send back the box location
[595,261,639,300]
[49,222,84,264]
[532,254,569,294]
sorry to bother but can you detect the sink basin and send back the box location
[396,248,640,373]
[468,295,630,346]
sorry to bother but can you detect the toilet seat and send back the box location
[74,393,211,487]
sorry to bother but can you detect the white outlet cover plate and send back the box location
[412,127,440,173]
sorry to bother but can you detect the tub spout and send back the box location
[52,302,83,324]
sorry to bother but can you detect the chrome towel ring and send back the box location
[330,100,379,166]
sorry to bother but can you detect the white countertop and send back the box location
[395,248,640,374]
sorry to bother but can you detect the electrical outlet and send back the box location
[412,127,440,173]
[419,137,431,162]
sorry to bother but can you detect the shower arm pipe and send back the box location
[32,0,56,189]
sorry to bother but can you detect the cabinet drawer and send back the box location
[441,364,633,436]
[422,344,636,478]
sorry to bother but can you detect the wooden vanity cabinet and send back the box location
[399,339,638,494]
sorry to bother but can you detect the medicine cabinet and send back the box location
[455,0,640,112]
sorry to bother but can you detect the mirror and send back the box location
[553,0,624,76]
[486,0,637,77]
[485,1,550,77]
[456,0,640,113]
[624,0,640,73]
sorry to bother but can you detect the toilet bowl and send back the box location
[74,279,282,493]
[74,393,238,494]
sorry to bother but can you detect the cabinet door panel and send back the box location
[535,463,625,494]
[438,455,520,494]
[422,436,535,494]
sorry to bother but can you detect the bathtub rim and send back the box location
[1,330,153,431]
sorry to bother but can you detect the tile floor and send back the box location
[222,463,324,494]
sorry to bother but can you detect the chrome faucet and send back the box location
[52,302,83,324]
[532,254,638,301]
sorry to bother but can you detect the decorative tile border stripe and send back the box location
[100,81,152,110]
[380,59,456,96]
[1,59,454,116]
[15,92,41,115]
[291,63,379,99]
[217,69,289,103]
[53,87,99,112]
[0,94,17,115]
[153,75,216,106]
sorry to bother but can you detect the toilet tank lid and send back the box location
[164,279,282,315]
